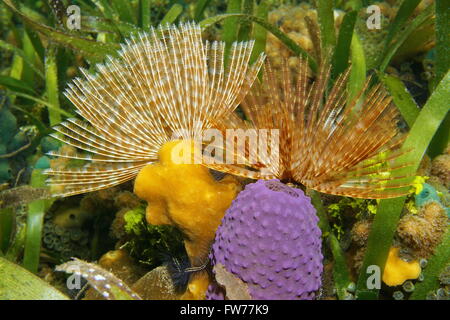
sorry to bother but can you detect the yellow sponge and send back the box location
[382,247,421,287]
[134,139,240,268]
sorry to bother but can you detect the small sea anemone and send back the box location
[208,179,322,300]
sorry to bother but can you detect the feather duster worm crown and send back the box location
[44,22,265,197]
[210,60,411,199]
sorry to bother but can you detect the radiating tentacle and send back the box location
[45,22,265,197]
[210,59,412,199]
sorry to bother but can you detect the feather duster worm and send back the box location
[204,59,411,300]
[208,59,411,199]
[44,22,264,197]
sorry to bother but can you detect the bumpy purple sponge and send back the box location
[208,179,323,300]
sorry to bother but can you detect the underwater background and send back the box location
[0,0,448,301]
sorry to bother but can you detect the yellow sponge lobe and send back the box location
[134,140,240,264]
[382,247,421,287]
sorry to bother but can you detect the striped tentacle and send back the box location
[213,58,413,199]
[45,22,264,197]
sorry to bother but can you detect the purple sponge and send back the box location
[208,179,323,300]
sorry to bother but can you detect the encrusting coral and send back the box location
[266,1,434,73]
[207,179,322,300]
[266,3,344,71]
[43,187,139,261]
[431,151,450,189]
[397,200,448,259]
[351,188,448,274]
[351,220,372,246]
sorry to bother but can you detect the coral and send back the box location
[351,220,372,246]
[43,187,135,261]
[43,201,92,261]
[431,154,450,189]
[427,178,450,208]
[266,3,344,72]
[208,179,323,300]
[397,201,448,259]
[354,1,434,68]
[135,140,240,264]
[382,247,421,286]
